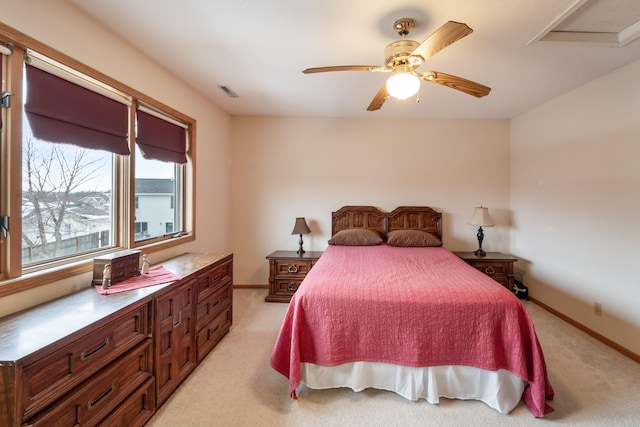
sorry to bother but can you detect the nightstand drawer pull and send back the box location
[287,282,297,291]
[287,264,298,273]
[484,266,496,275]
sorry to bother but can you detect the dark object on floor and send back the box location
[513,280,528,300]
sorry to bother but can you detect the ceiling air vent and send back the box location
[218,85,239,98]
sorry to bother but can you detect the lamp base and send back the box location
[297,234,305,255]
[474,226,486,257]
[474,248,487,257]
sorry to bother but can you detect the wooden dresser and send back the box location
[0,252,232,427]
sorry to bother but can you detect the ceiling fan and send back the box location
[303,19,491,111]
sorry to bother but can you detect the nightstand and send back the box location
[454,251,517,291]
[265,251,323,302]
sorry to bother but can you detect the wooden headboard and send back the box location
[331,206,387,236]
[331,206,442,242]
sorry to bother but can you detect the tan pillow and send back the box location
[386,229,442,247]
[328,229,383,246]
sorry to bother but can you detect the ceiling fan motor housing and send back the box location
[384,40,423,69]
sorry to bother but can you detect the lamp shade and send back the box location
[291,217,311,235]
[468,206,494,227]
[386,71,420,99]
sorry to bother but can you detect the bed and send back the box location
[270,206,554,417]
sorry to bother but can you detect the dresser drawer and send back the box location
[273,259,315,277]
[96,378,155,427]
[20,304,149,420]
[195,258,233,303]
[196,306,232,362]
[196,282,232,331]
[23,339,152,427]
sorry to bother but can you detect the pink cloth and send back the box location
[270,245,554,417]
[94,265,180,295]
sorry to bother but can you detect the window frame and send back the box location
[0,23,196,298]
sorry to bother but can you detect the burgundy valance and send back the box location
[24,64,129,155]
[136,109,187,164]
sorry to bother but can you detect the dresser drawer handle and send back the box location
[173,311,182,328]
[211,324,220,334]
[87,381,115,410]
[287,264,298,273]
[80,337,110,361]
[211,298,220,308]
[287,282,297,291]
[484,266,496,275]
[210,275,221,284]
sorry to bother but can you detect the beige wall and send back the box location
[230,117,511,285]
[0,0,232,315]
[511,59,640,355]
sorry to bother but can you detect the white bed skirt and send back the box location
[300,362,525,414]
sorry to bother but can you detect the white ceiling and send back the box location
[68,0,640,119]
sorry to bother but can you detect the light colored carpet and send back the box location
[146,289,640,426]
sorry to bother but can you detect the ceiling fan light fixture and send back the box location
[386,71,420,100]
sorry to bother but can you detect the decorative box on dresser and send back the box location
[0,252,232,427]
[265,251,323,302]
[454,251,517,291]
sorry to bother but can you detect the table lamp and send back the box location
[291,217,311,255]
[468,206,494,257]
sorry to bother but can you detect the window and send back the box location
[21,60,123,266]
[134,104,187,242]
[134,147,182,242]
[134,221,149,240]
[0,26,195,294]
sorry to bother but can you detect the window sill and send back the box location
[0,233,194,298]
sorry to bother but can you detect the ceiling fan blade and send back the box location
[421,71,491,98]
[367,84,388,111]
[303,65,386,74]
[411,21,473,63]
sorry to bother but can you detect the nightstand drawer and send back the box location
[468,261,510,278]
[273,259,315,277]
[275,278,304,294]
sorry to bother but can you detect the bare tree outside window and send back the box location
[21,133,113,265]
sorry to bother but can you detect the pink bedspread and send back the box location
[270,245,554,417]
